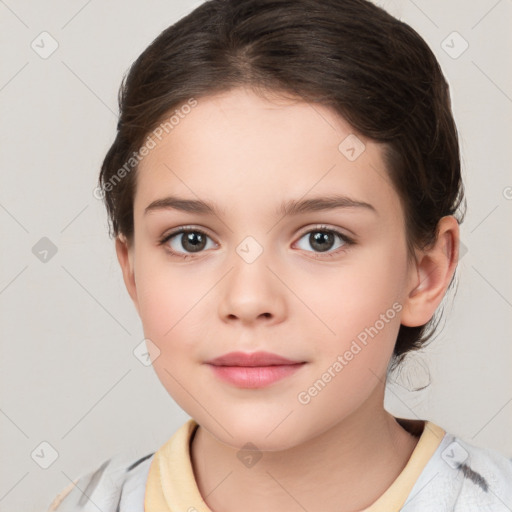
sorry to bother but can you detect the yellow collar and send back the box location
[145,418,445,511]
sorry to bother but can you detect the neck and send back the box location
[190,385,421,512]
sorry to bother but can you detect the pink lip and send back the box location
[205,351,306,388]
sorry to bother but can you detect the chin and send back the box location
[197,410,313,452]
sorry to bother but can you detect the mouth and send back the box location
[204,351,307,388]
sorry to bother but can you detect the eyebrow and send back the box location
[144,194,377,217]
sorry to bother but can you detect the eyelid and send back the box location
[296,223,354,239]
[159,225,217,243]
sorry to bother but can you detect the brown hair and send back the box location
[98,0,465,367]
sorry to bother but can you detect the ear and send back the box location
[115,235,140,314]
[401,216,460,327]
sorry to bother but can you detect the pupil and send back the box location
[311,231,333,252]
[183,232,206,252]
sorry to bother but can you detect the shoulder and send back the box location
[405,427,512,511]
[451,435,512,510]
[46,451,155,512]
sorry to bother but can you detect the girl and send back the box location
[48,0,512,510]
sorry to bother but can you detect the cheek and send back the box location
[133,260,210,411]
[134,253,210,345]
[300,244,407,350]
[291,246,406,414]
[293,262,404,426]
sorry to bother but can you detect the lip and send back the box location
[206,351,303,366]
[205,351,306,388]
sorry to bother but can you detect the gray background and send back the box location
[1,0,511,510]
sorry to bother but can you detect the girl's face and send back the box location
[118,86,420,450]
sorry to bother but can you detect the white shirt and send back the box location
[47,419,512,511]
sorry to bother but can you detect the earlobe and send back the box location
[115,235,140,314]
[400,216,459,327]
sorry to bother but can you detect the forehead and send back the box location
[134,87,401,221]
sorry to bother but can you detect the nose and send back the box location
[217,248,287,327]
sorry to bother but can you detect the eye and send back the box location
[159,227,217,259]
[158,224,354,260]
[294,225,354,257]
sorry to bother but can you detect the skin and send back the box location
[116,86,459,512]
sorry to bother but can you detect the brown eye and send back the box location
[160,228,216,257]
[177,231,207,252]
[308,231,336,252]
[295,227,353,257]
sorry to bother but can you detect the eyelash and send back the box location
[158,225,355,260]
